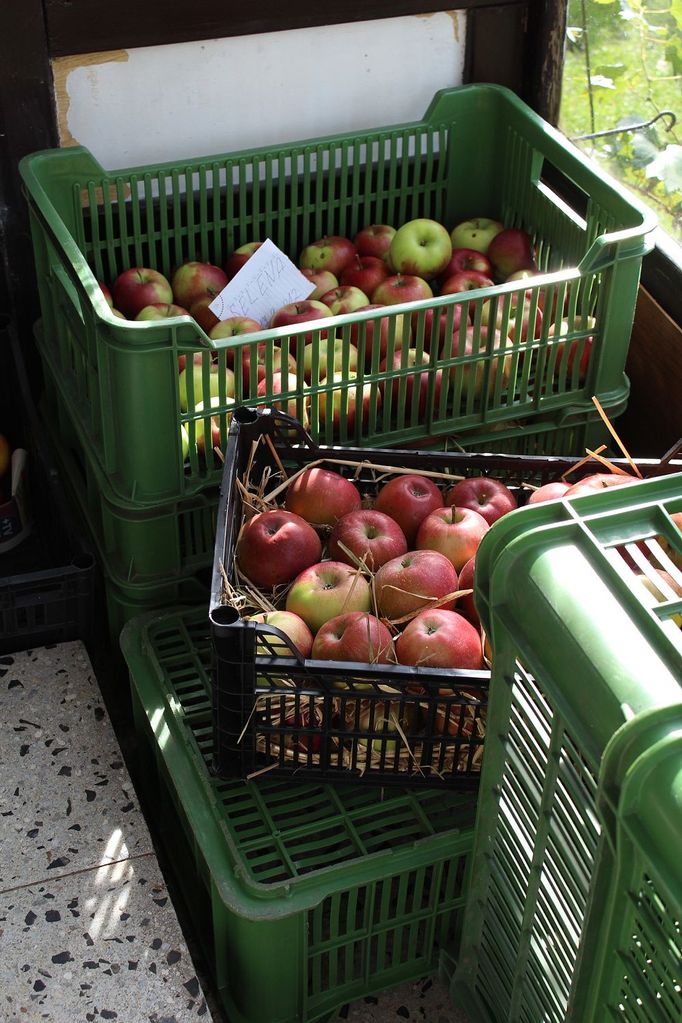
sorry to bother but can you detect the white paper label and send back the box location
[209,238,315,326]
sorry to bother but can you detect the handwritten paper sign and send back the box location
[209,238,315,325]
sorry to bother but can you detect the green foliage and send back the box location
[561,0,682,242]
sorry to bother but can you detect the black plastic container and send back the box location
[0,316,95,655]
[209,408,681,788]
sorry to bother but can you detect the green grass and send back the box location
[559,1,681,242]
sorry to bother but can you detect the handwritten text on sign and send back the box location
[209,239,314,326]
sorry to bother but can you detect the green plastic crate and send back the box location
[21,84,654,507]
[43,373,217,584]
[121,605,477,1023]
[451,471,682,1022]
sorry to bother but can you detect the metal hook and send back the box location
[571,110,677,142]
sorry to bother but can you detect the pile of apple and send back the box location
[234,461,519,766]
[231,455,682,766]
[98,215,594,461]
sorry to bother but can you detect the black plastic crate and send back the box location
[0,437,95,655]
[0,316,96,655]
[209,408,681,788]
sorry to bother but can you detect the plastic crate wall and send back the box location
[452,471,682,1022]
[20,85,654,507]
[122,605,478,1023]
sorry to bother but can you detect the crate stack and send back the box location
[452,471,682,1022]
[19,83,669,1021]
[20,84,654,640]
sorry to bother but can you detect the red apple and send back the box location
[286,561,372,633]
[526,481,571,505]
[281,707,324,754]
[416,505,490,572]
[312,611,394,664]
[285,467,361,526]
[211,321,295,393]
[135,303,189,320]
[224,241,263,280]
[371,274,433,306]
[375,550,459,621]
[349,305,412,366]
[299,236,357,277]
[270,300,331,347]
[303,338,358,382]
[318,373,377,435]
[112,267,173,319]
[379,348,443,418]
[257,372,308,427]
[411,302,464,352]
[353,224,396,260]
[0,434,11,478]
[340,255,390,297]
[388,218,452,280]
[440,270,494,295]
[190,296,221,334]
[563,473,637,498]
[486,228,536,281]
[446,476,518,526]
[450,218,504,253]
[247,610,314,658]
[481,288,543,342]
[328,509,408,570]
[99,282,114,308]
[456,556,479,630]
[549,316,596,382]
[171,260,228,308]
[443,324,514,401]
[300,267,339,301]
[210,315,262,341]
[440,248,494,281]
[395,609,484,670]
[236,509,322,589]
[320,285,370,316]
[374,474,444,547]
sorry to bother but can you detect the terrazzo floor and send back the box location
[0,641,470,1023]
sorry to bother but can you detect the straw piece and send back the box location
[265,434,289,480]
[591,396,643,477]
[583,448,635,478]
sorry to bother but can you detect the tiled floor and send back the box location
[0,642,213,1022]
[0,641,470,1023]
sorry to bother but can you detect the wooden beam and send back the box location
[525,0,568,125]
[44,0,523,58]
[0,0,57,330]
[618,287,682,457]
[464,3,529,95]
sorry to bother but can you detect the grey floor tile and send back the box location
[0,854,212,1022]
[0,644,154,890]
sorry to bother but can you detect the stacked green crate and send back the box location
[21,84,654,515]
[452,471,682,1022]
[121,605,478,1023]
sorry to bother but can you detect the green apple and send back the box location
[388,218,452,280]
[450,218,504,253]
[303,337,358,381]
[178,354,235,411]
[247,610,314,658]
[285,561,371,633]
[182,397,229,457]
